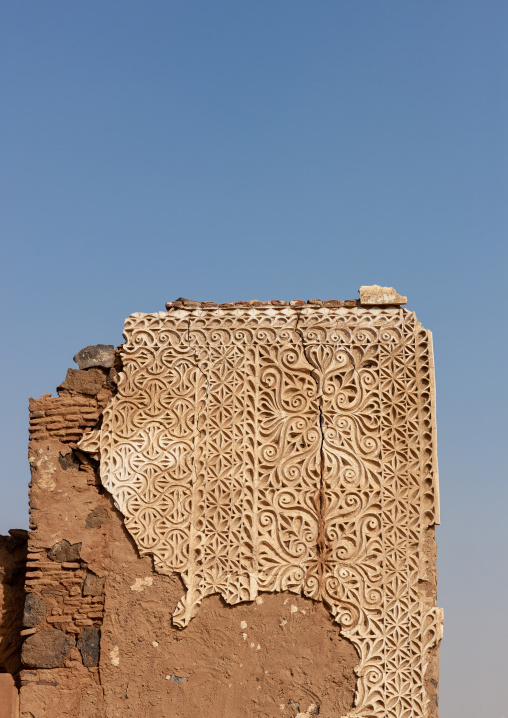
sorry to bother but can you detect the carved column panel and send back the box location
[79,304,442,718]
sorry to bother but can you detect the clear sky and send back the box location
[1,2,507,716]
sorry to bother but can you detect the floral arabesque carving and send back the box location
[78,305,442,718]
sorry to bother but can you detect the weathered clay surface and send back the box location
[99,544,358,717]
[58,367,107,396]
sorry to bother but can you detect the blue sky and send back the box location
[1,2,507,716]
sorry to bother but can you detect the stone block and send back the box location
[82,572,105,597]
[359,285,407,305]
[21,628,74,668]
[47,540,81,563]
[73,345,115,370]
[23,594,47,628]
[77,627,100,667]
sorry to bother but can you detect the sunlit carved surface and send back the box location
[79,304,442,718]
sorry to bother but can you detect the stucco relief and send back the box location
[79,302,442,718]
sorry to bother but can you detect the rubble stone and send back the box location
[21,628,74,669]
[77,627,100,667]
[73,345,115,370]
[47,540,81,563]
[23,594,47,628]
[82,572,105,597]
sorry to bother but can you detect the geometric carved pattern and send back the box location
[78,304,442,718]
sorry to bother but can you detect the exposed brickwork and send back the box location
[20,358,119,713]
[28,387,110,445]
[23,548,105,636]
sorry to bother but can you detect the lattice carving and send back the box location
[78,305,442,718]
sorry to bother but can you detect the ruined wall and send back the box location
[19,353,116,716]
[0,530,27,679]
[0,530,26,717]
[17,288,442,718]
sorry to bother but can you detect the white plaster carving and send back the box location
[78,302,441,718]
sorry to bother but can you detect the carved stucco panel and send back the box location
[78,305,442,718]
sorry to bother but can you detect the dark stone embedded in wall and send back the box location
[47,540,81,563]
[168,673,187,684]
[58,450,80,471]
[58,368,106,396]
[77,627,100,667]
[82,571,105,596]
[23,594,47,628]
[73,344,115,370]
[85,507,110,529]
[21,628,74,669]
